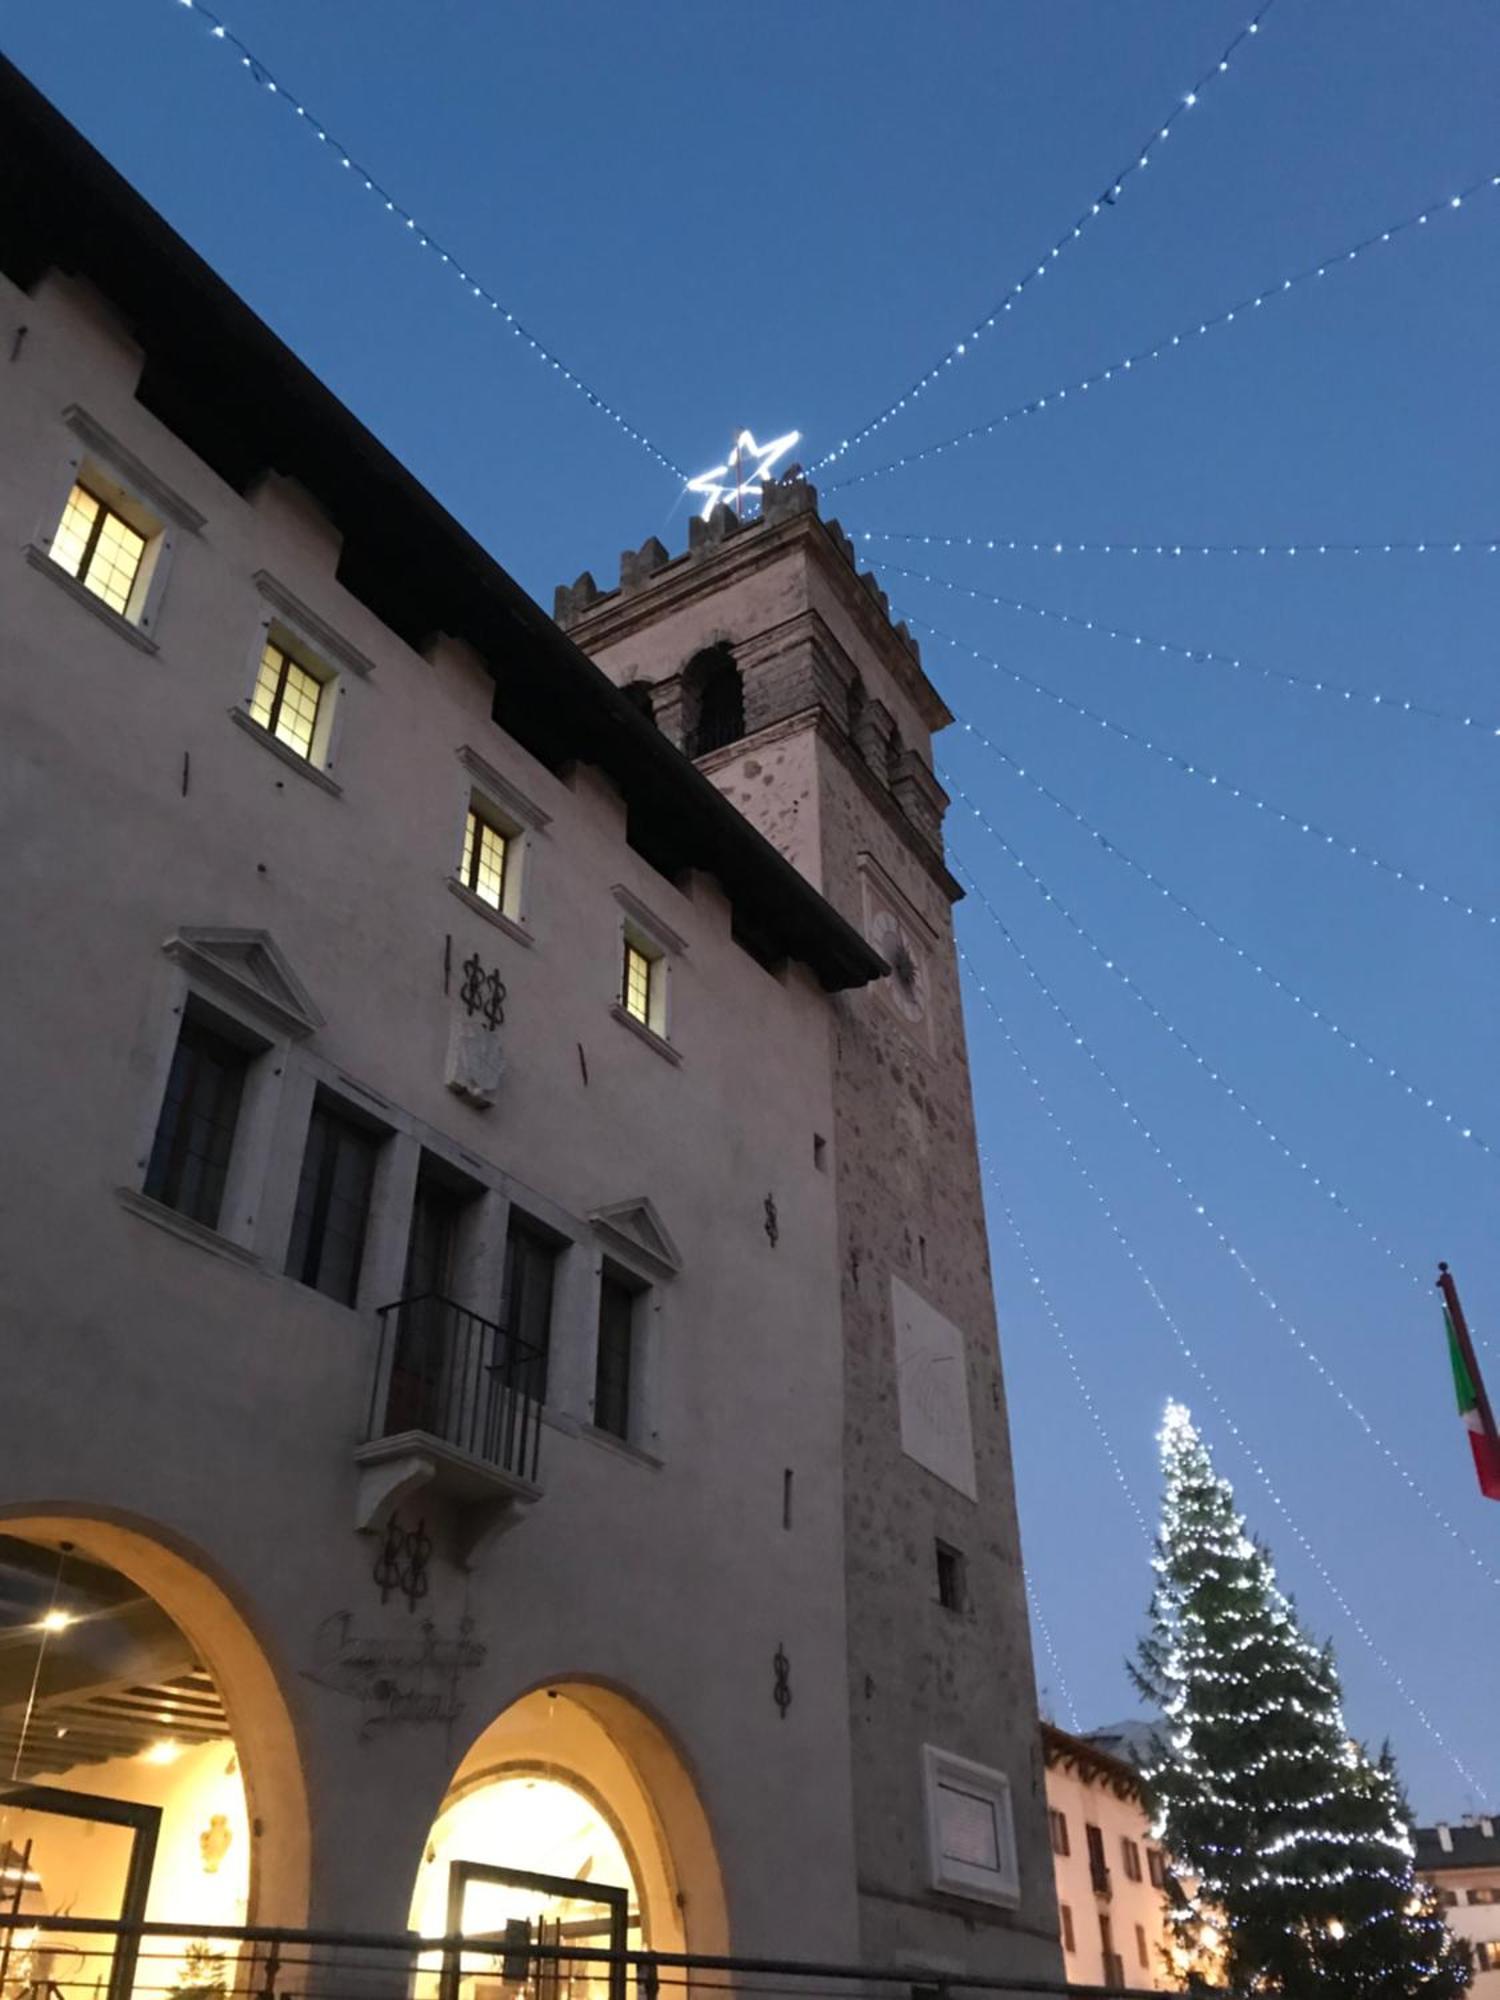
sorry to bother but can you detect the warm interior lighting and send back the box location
[143,1738,183,1765]
[414,1773,641,1944]
[39,1608,73,1633]
[50,483,147,615]
[1327,1919,1346,1939]
[622,942,654,1025]
[250,640,323,760]
[462,808,509,910]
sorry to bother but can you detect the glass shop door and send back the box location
[0,1786,160,2000]
[442,1862,628,2000]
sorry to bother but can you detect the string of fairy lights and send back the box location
[909,613,1500,927]
[1024,1569,1083,1732]
[986,1161,1154,1546]
[870,556,1498,736]
[942,702,1492,1165]
[958,942,1489,1798]
[858,526,1500,561]
[824,165,1500,492]
[950,801,1472,1296]
[811,2,1279,473]
[81,1,1500,1792]
[952,857,1500,1595]
[164,0,688,480]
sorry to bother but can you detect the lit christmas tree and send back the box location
[1134,1401,1470,1997]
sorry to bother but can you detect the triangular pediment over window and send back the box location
[163,927,324,1040]
[589,1198,682,1279]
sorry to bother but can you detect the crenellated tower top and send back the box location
[555,475,954,879]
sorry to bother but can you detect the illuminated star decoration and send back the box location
[686,429,801,520]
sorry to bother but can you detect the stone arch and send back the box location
[412,1680,728,1957]
[0,1506,311,1929]
[681,645,744,759]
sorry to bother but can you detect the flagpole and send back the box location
[1437,1262,1500,1460]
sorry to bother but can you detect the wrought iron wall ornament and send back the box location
[459,952,506,1031]
[772,1643,791,1718]
[304,1611,485,1740]
[764,1193,779,1248]
[373,1516,431,1612]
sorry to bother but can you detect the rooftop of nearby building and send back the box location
[1042,1720,1150,1803]
[1082,1718,1162,1770]
[0,56,886,996]
[1414,1818,1500,1872]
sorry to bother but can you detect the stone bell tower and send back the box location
[556,477,1060,1980]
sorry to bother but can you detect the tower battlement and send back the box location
[553,475,924,673]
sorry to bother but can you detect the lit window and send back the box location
[250,640,325,761]
[50,482,147,616]
[461,808,509,911]
[1477,1942,1500,1972]
[622,940,657,1028]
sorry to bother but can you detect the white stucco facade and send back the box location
[1417,1820,1500,1994]
[0,60,1058,1993]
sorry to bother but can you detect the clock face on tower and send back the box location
[870,908,929,1025]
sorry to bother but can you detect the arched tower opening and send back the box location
[681,647,744,760]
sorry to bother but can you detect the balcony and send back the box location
[354,1294,544,1551]
[1090,1860,1113,1899]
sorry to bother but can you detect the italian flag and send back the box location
[1445,1305,1500,1500]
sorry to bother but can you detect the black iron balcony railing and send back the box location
[370,1294,544,1487]
[1089,1859,1112,1899]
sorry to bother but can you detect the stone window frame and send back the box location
[578,1200,682,1463]
[921,1744,1021,1909]
[28,406,204,649]
[230,572,373,793]
[609,886,685,1063]
[448,745,550,947]
[119,934,317,1265]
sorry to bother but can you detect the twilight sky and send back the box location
[5,0,1496,1816]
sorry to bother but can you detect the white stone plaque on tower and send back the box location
[891,1275,977,1499]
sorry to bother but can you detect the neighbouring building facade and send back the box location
[1416,1818,1500,1991]
[0,54,1061,2000]
[1042,1726,1178,1991]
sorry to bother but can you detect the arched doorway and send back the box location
[411,1684,726,2000]
[0,1514,308,2000]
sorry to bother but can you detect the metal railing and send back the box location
[370,1294,544,1486]
[0,1914,1216,2000]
